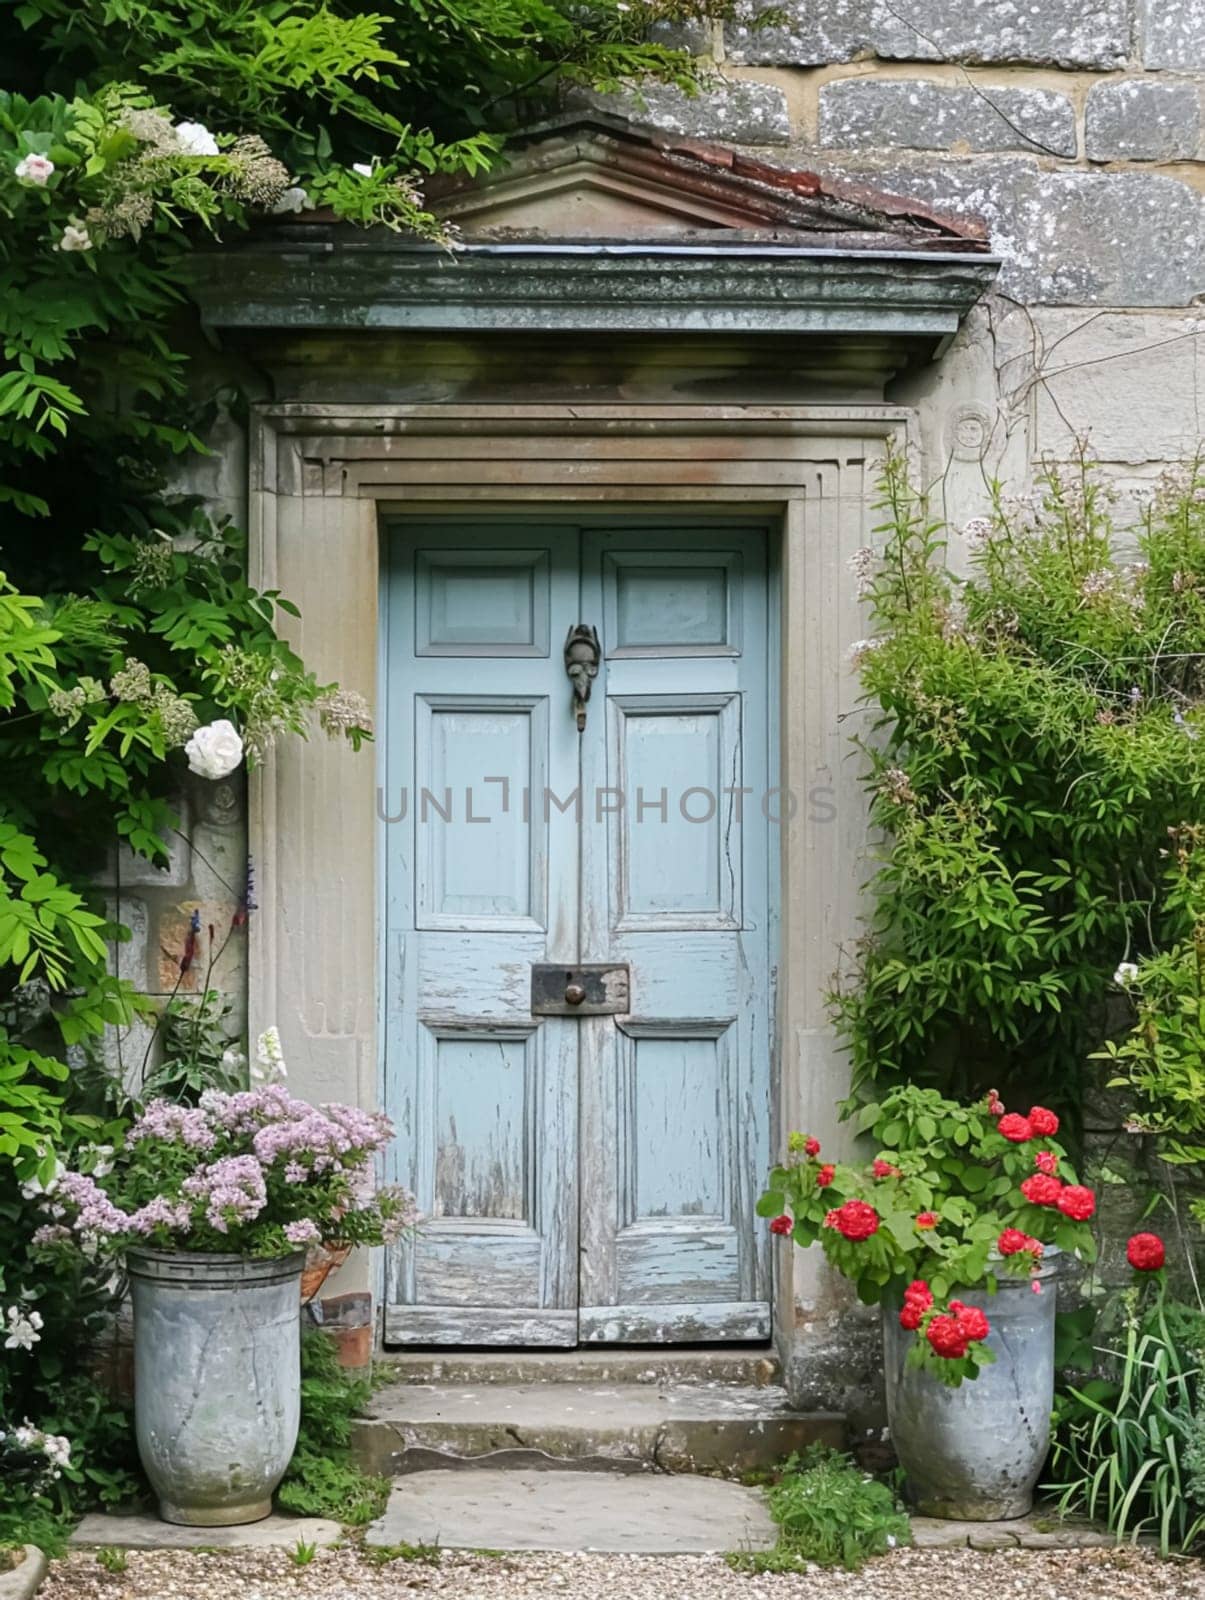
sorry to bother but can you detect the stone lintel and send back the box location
[191,241,998,359]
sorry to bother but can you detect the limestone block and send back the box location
[727,0,1130,70]
[820,80,1076,157]
[99,796,191,888]
[1139,0,1205,70]
[104,894,149,989]
[1026,309,1204,462]
[1086,79,1201,161]
[187,777,248,903]
[101,1016,160,1098]
[570,78,790,144]
[804,156,1204,304]
[154,899,243,994]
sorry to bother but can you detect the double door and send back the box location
[382,520,773,1344]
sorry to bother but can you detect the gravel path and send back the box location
[39,1545,1205,1600]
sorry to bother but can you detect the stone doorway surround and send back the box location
[191,113,998,1405]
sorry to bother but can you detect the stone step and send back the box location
[352,1379,843,1478]
[366,1468,777,1554]
[374,1347,781,1388]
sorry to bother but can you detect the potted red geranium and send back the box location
[760,1086,1097,1519]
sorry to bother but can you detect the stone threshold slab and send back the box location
[70,1513,341,1551]
[366,1469,776,1555]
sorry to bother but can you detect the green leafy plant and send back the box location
[759,1088,1097,1386]
[288,1538,317,1567]
[835,450,1205,1111]
[727,1446,911,1573]
[96,1546,128,1574]
[365,1540,443,1567]
[1047,1278,1205,1554]
[0,0,735,1554]
[1095,825,1205,1199]
[276,1326,388,1527]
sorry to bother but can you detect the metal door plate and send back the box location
[531,964,630,1016]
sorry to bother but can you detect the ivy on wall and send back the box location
[0,0,733,1536]
[834,450,1205,1114]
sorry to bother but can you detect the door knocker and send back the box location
[563,624,601,732]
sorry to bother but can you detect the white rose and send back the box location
[185,718,244,780]
[175,121,219,156]
[56,223,92,252]
[271,186,310,215]
[15,153,54,185]
[1113,961,1140,987]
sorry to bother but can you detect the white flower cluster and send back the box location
[15,152,54,185]
[961,517,993,555]
[1113,961,1140,987]
[848,546,876,598]
[848,637,884,667]
[2,1421,71,1476]
[251,1025,288,1085]
[174,121,219,156]
[3,1303,44,1351]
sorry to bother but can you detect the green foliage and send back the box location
[759,1090,1095,1386]
[0,0,729,1554]
[288,1538,317,1567]
[727,1447,911,1573]
[1047,1285,1205,1555]
[835,451,1205,1110]
[276,1327,388,1527]
[365,1540,443,1566]
[1094,827,1205,1195]
[96,1547,128,1574]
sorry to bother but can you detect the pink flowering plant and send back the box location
[759,1086,1097,1386]
[29,1036,417,1259]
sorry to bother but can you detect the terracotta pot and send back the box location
[300,1242,350,1303]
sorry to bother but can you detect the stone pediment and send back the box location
[429,111,989,253]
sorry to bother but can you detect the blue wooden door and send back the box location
[383,521,771,1345]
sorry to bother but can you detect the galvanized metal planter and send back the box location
[883,1254,1059,1520]
[128,1248,305,1526]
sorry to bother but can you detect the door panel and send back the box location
[383,526,579,1346]
[579,528,771,1343]
[384,520,771,1346]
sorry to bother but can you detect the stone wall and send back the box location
[100,777,248,1098]
[598,0,1205,520]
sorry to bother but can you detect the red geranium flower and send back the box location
[916,1211,939,1229]
[1034,1151,1058,1176]
[816,1164,836,1188]
[950,1302,990,1343]
[903,1280,933,1308]
[1028,1106,1059,1137]
[872,1158,900,1178]
[899,1302,925,1331]
[1057,1184,1096,1222]
[823,1208,841,1228]
[769,1214,793,1236]
[926,1315,969,1360]
[998,1228,1034,1256]
[986,1088,1004,1117]
[997,1113,1034,1143]
[1021,1174,1063,1207]
[829,1200,880,1242]
[804,1136,821,1157]
[1126,1232,1166,1272]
